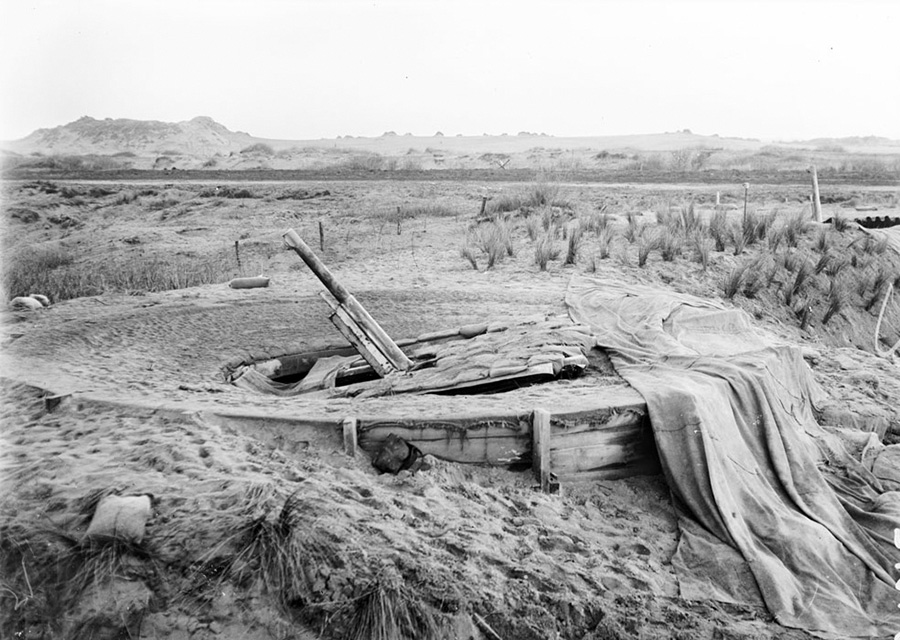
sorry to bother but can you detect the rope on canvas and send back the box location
[874,282,900,359]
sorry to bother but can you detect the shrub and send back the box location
[240,143,275,156]
[199,186,256,199]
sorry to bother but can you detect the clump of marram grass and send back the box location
[581,210,612,234]
[709,210,729,252]
[624,213,641,244]
[767,222,786,252]
[342,561,440,640]
[678,201,703,235]
[740,210,762,247]
[460,245,478,270]
[832,210,851,232]
[534,228,561,271]
[637,232,656,268]
[814,252,831,275]
[525,214,542,241]
[596,227,615,260]
[657,227,682,262]
[784,260,811,306]
[822,278,847,325]
[564,223,583,265]
[730,223,747,256]
[863,266,891,311]
[824,255,848,278]
[742,256,770,299]
[792,296,812,331]
[466,218,513,269]
[690,231,712,269]
[723,264,748,299]
[0,521,160,636]
[784,210,811,247]
[813,228,831,253]
[195,490,347,612]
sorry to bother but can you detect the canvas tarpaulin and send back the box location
[566,275,900,638]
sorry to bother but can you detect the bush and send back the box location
[240,143,275,156]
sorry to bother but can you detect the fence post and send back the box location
[809,165,822,223]
[342,417,358,456]
[532,408,552,493]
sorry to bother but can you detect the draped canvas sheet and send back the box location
[566,275,900,638]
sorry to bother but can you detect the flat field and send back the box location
[1,174,899,639]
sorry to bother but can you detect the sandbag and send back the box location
[85,494,152,543]
[229,276,270,289]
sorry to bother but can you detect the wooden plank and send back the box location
[342,417,358,456]
[283,228,413,371]
[357,414,532,465]
[551,416,660,480]
[405,363,556,395]
[321,291,395,377]
[551,412,647,451]
[533,408,552,492]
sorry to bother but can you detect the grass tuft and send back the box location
[564,223,583,265]
[723,264,747,299]
[822,278,847,325]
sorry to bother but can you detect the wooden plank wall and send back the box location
[357,413,533,465]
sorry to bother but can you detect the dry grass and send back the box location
[342,562,440,640]
[564,224,583,265]
[723,264,747,299]
[822,277,847,325]
[709,210,729,252]
[2,245,260,301]
[534,229,561,271]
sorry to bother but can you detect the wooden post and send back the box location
[396,207,402,235]
[342,417,358,456]
[809,165,822,223]
[742,183,750,221]
[480,196,488,217]
[318,220,325,251]
[321,291,395,376]
[234,240,241,269]
[283,228,414,372]
[532,408,552,493]
[715,191,720,206]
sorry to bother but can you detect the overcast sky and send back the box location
[1,0,898,141]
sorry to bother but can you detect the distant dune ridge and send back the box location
[2,116,899,173]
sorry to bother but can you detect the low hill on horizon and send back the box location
[3,116,900,174]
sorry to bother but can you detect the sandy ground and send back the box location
[1,178,899,639]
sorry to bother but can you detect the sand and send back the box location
[1,177,898,639]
